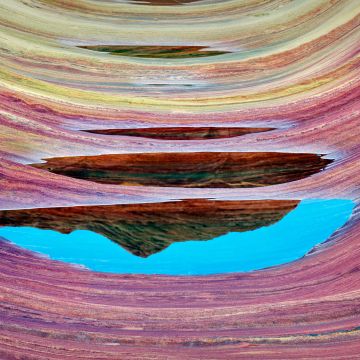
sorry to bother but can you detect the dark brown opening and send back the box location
[77,45,230,58]
[83,127,274,140]
[31,152,332,188]
[129,0,201,5]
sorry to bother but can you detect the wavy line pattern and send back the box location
[0,0,360,359]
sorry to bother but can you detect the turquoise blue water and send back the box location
[0,199,354,275]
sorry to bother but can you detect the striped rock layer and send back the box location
[0,0,360,359]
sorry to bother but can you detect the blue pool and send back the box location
[0,199,354,275]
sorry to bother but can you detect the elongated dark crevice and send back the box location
[129,0,200,5]
[77,45,231,58]
[0,199,299,257]
[82,127,274,140]
[31,152,332,188]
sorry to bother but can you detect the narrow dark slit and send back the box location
[128,0,201,5]
[77,45,231,58]
[82,127,274,140]
[30,152,332,188]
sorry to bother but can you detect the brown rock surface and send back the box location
[31,152,332,188]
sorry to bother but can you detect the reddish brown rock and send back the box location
[31,152,332,188]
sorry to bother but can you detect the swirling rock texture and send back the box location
[0,0,360,359]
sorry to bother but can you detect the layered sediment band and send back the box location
[0,0,359,358]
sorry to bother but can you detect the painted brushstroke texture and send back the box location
[0,0,359,359]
